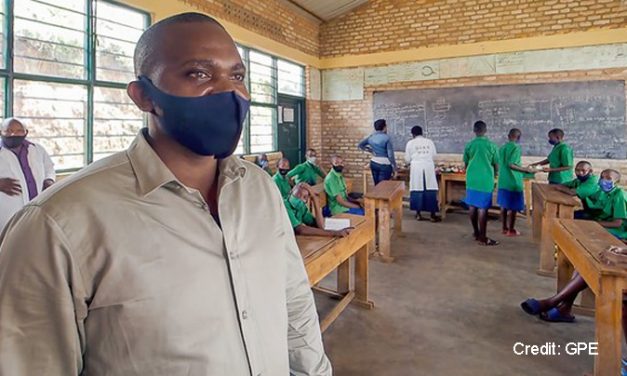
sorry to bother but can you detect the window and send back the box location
[235,46,305,155]
[0,0,148,171]
[277,59,305,97]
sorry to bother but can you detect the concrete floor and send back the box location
[315,209,596,376]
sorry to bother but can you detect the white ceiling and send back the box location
[289,0,368,21]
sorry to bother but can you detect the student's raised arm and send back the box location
[0,206,87,375]
[279,205,332,375]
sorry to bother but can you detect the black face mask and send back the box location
[279,169,289,176]
[2,136,26,149]
[333,166,344,173]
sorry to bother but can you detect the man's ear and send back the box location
[127,81,154,113]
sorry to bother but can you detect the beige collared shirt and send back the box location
[0,130,332,376]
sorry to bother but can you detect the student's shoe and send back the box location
[540,308,575,323]
[520,298,542,315]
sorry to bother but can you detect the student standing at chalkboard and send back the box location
[358,119,397,185]
[463,121,499,246]
[529,128,574,184]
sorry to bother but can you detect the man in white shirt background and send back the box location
[0,117,55,231]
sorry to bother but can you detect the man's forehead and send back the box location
[158,22,237,56]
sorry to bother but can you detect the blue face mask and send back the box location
[549,139,559,146]
[139,76,250,158]
[599,179,614,193]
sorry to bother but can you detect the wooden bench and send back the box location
[364,180,405,262]
[297,214,375,332]
[532,183,580,276]
[551,219,627,376]
[439,173,534,221]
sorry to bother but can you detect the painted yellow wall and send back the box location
[118,0,627,70]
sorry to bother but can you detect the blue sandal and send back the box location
[520,298,542,316]
[540,308,575,323]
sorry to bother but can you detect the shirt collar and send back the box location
[329,168,342,178]
[127,129,248,197]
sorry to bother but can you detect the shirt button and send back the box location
[242,310,248,320]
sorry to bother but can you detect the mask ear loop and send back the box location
[137,76,159,116]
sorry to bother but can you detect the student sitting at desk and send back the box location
[463,120,499,246]
[287,148,326,185]
[273,158,292,199]
[497,128,536,237]
[529,128,574,184]
[521,169,627,323]
[324,155,364,216]
[286,183,350,237]
[554,161,599,200]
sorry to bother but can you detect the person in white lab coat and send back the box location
[405,126,440,222]
[0,117,55,231]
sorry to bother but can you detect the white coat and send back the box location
[0,142,55,231]
[404,136,438,191]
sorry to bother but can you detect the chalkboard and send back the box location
[373,81,626,159]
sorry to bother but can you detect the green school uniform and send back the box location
[562,175,600,200]
[585,187,627,239]
[325,169,349,215]
[284,196,316,228]
[547,142,574,184]
[286,161,325,185]
[497,141,523,192]
[463,136,499,193]
[273,172,292,199]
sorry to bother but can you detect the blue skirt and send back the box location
[497,189,525,211]
[464,189,493,209]
[410,190,439,213]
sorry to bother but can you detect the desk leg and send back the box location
[337,259,350,295]
[440,178,448,220]
[594,277,622,376]
[538,203,558,276]
[532,191,542,243]
[525,181,532,226]
[394,195,403,236]
[354,244,375,309]
[378,202,394,262]
[365,198,376,255]
[556,244,574,292]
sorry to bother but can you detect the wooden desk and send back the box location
[439,173,533,221]
[297,214,375,332]
[551,219,627,376]
[364,180,405,262]
[362,166,409,194]
[532,183,581,276]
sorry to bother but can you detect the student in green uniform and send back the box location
[463,121,499,246]
[287,148,326,185]
[324,155,364,216]
[554,161,600,220]
[530,128,574,184]
[497,128,535,237]
[272,157,292,199]
[522,169,627,327]
[285,183,351,237]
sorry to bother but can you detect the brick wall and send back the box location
[181,0,320,56]
[320,0,627,58]
[320,67,627,189]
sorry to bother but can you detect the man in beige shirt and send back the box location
[0,12,331,376]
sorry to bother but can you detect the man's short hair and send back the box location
[508,128,521,138]
[277,157,289,167]
[576,160,592,169]
[548,128,564,138]
[602,168,621,182]
[411,126,423,137]
[134,12,225,77]
[473,121,487,134]
[374,119,387,131]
